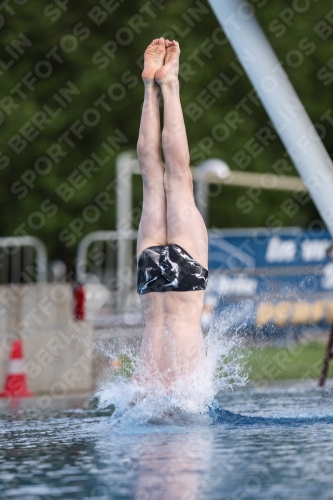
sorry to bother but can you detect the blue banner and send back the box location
[208,228,332,269]
[205,228,333,335]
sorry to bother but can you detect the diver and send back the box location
[132,38,209,390]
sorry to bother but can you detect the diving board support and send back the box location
[207,0,333,237]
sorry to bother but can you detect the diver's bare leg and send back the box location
[137,38,167,255]
[155,40,208,268]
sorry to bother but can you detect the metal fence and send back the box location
[0,236,47,283]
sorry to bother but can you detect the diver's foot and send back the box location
[155,40,180,86]
[142,38,166,86]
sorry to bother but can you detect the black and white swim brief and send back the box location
[137,244,208,295]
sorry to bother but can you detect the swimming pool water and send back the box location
[1,380,333,500]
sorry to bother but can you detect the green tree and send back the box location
[1,0,332,269]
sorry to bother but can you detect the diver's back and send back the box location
[138,291,206,384]
[140,291,204,327]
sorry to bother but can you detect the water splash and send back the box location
[93,317,249,425]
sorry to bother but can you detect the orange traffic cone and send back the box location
[0,340,34,398]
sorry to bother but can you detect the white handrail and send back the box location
[76,230,138,285]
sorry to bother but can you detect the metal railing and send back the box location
[0,236,47,283]
[76,230,138,312]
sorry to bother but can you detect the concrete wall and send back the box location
[0,284,93,396]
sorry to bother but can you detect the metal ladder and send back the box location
[319,244,333,386]
[319,324,333,386]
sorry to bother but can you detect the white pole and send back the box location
[207,0,333,236]
[116,151,135,311]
